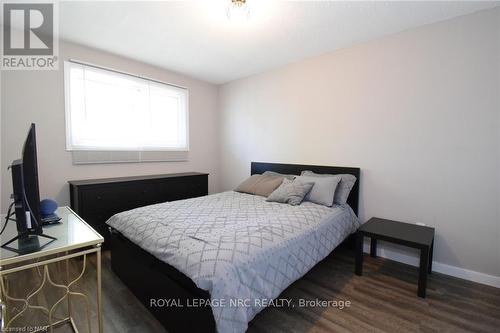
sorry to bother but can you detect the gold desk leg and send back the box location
[1,248,99,333]
[0,271,5,332]
[66,254,72,319]
[96,245,103,333]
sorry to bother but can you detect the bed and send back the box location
[108,162,360,333]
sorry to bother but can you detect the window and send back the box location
[64,61,189,152]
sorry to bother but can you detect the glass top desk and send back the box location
[0,206,104,332]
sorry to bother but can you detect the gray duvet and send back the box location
[106,191,359,333]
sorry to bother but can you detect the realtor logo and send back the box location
[1,1,59,70]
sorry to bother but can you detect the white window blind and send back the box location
[64,61,189,152]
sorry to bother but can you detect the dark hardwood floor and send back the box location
[4,247,500,333]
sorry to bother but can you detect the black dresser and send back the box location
[68,172,208,245]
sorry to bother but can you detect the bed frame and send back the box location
[109,162,360,333]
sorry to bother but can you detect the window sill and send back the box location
[71,150,188,164]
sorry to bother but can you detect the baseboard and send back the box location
[363,243,500,289]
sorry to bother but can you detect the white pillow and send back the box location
[301,171,357,205]
[295,175,341,207]
[266,178,314,206]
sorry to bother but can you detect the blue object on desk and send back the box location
[40,199,58,217]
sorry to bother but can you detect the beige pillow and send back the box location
[235,175,284,197]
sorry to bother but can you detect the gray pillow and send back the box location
[266,178,314,206]
[301,171,357,205]
[295,175,341,207]
[235,174,284,197]
[262,171,296,180]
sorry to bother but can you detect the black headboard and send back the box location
[251,162,360,216]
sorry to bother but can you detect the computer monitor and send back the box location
[20,123,42,234]
[2,123,55,251]
[10,123,42,236]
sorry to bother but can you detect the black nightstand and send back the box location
[355,217,435,298]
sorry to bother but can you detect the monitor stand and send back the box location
[1,232,57,255]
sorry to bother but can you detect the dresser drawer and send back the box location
[80,209,114,226]
[80,183,159,211]
[148,177,207,202]
[69,173,209,245]
[184,176,208,197]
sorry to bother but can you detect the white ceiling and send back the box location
[58,1,499,84]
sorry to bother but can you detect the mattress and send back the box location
[106,191,360,333]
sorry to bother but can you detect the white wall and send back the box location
[497,8,500,280]
[0,70,3,213]
[219,8,500,279]
[1,41,220,210]
[0,70,2,214]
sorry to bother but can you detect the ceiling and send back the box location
[57,1,499,84]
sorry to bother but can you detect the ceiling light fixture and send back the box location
[227,0,250,21]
